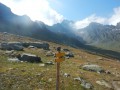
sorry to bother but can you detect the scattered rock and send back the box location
[112,80,120,90]
[74,77,93,89]
[96,80,112,89]
[19,53,42,63]
[82,64,104,73]
[97,57,103,60]
[65,51,74,57]
[8,58,20,62]
[39,64,46,67]
[5,50,14,54]
[81,82,93,89]
[105,70,111,74]
[48,78,52,82]
[45,61,54,65]
[46,51,54,57]
[28,45,36,48]
[64,73,70,77]
[74,77,82,81]
[63,49,70,52]
[36,73,42,76]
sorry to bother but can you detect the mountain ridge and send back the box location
[0,3,84,48]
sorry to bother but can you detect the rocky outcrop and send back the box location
[22,42,49,50]
[0,42,23,51]
[82,64,104,73]
[18,53,42,63]
[0,42,49,50]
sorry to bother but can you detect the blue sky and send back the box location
[49,0,120,20]
[0,0,120,29]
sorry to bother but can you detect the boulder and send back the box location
[96,80,112,89]
[5,50,14,55]
[0,42,23,51]
[63,49,70,52]
[74,77,93,89]
[82,64,104,73]
[22,42,49,50]
[65,51,74,57]
[19,53,42,63]
[64,73,70,77]
[45,61,54,65]
[46,51,54,56]
[81,82,93,89]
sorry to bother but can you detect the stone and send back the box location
[0,42,24,51]
[8,58,20,62]
[22,42,49,50]
[97,57,103,60]
[5,50,14,54]
[63,49,70,52]
[46,51,54,57]
[105,70,111,74]
[28,45,36,48]
[65,51,74,57]
[64,73,70,77]
[112,81,120,90]
[96,80,112,89]
[45,61,54,65]
[48,78,52,82]
[82,64,104,73]
[39,64,46,67]
[19,53,42,63]
[74,77,93,89]
[74,77,82,81]
[81,82,93,89]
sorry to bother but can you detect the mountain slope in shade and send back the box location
[0,3,84,48]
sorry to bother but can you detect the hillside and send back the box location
[0,32,120,90]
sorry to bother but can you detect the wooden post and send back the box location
[56,62,60,90]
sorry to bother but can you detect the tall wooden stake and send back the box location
[56,62,60,90]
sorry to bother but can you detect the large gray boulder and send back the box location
[22,42,49,50]
[0,42,23,51]
[82,64,104,73]
[19,53,42,63]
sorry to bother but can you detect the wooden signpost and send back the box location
[55,47,65,90]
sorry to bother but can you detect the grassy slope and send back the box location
[0,33,120,90]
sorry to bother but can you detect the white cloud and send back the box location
[74,7,120,29]
[0,0,64,26]
[108,7,120,25]
[74,14,107,29]
[75,14,106,29]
